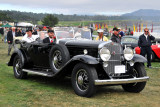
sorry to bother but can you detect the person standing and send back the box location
[138,28,155,68]
[43,30,56,43]
[111,27,121,43]
[118,28,125,37]
[16,28,23,36]
[95,29,108,41]
[7,27,16,56]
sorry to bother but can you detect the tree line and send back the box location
[0,10,160,26]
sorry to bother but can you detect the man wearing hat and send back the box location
[111,27,121,44]
[96,29,108,41]
[118,28,125,37]
[43,30,56,43]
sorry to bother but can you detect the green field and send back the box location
[0,40,160,107]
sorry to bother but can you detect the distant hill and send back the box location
[121,9,160,22]
[122,9,160,16]
[0,10,111,24]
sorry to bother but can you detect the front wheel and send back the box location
[13,55,27,79]
[71,63,98,97]
[122,63,147,93]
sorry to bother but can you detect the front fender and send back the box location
[71,55,99,64]
[131,54,147,63]
[8,49,25,66]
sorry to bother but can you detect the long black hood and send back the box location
[59,39,106,48]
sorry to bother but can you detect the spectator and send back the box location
[16,28,23,36]
[4,27,9,43]
[138,28,155,68]
[96,29,108,41]
[111,27,121,44]
[0,27,4,41]
[118,28,125,37]
[74,29,81,38]
[7,27,16,55]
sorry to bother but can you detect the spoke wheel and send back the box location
[14,59,22,76]
[71,63,98,97]
[122,63,147,93]
[13,55,27,79]
[52,50,63,70]
[76,69,89,91]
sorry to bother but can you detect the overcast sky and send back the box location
[0,0,159,15]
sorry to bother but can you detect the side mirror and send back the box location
[15,39,21,44]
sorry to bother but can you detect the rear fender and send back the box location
[8,49,25,66]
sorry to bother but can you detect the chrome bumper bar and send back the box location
[95,76,149,85]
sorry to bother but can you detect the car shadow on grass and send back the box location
[26,74,126,96]
[26,74,72,90]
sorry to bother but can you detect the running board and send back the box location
[22,69,54,77]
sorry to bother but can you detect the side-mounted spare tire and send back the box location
[49,44,70,73]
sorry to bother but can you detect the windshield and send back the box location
[39,31,48,40]
[121,37,138,43]
[54,27,92,40]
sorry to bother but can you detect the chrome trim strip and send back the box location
[98,41,112,49]
[95,76,149,85]
[22,69,48,76]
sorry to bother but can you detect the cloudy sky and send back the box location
[0,0,159,15]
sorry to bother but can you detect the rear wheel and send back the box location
[13,55,27,79]
[122,63,146,93]
[71,63,98,97]
[151,51,155,62]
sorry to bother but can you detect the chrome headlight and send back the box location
[124,47,134,61]
[100,47,111,61]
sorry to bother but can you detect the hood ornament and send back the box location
[112,51,116,55]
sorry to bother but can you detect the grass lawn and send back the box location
[0,40,160,107]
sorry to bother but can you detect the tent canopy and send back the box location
[17,22,34,27]
[1,23,12,27]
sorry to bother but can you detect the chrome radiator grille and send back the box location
[103,43,122,75]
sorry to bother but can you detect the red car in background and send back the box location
[135,40,160,61]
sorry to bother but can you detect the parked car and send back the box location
[121,36,139,49]
[135,39,160,61]
[8,27,149,97]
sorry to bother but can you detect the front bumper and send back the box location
[95,76,149,85]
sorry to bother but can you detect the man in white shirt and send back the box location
[22,30,35,43]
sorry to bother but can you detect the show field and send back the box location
[0,40,160,107]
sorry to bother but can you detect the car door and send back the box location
[28,43,50,68]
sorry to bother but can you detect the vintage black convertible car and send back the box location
[8,27,149,97]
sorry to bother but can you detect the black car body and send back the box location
[8,27,149,97]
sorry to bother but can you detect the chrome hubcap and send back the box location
[52,50,62,70]
[15,59,21,75]
[76,69,89,91]
[131,68,139,86]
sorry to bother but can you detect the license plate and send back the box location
[115,65,126,74]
